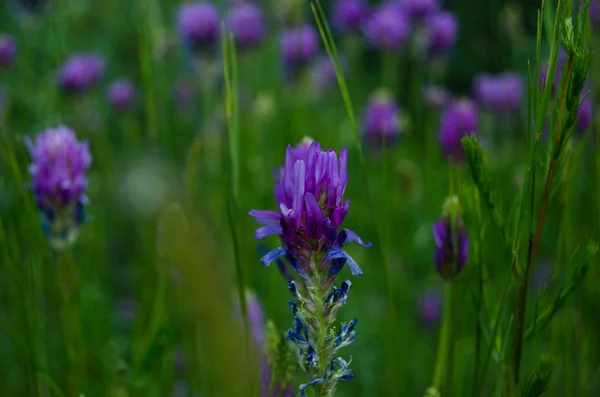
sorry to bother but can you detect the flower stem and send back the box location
[432,282,453,391]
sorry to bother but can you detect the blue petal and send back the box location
[325,248,363,277]
[343,250,363,277]
[337,228,372,248]
[260,247,287,267]
[299,377,326,397]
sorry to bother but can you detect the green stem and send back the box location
[432,282,453,390]
[57,251,80,395]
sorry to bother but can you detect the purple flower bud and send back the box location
[362,90,403,143]
[0,34,16,68]
[439,99,478,160]
[250,141,370,280]
[280,25,319,78]
[226,2,265,49]
[402,0,439,20]
[422,84,450,108]
[25,126,92,249]
[473,72,524,113]
[419,290,442,326]
[362,3,410,51]
[332,0,370,33]
[106,78,135,112]
[577,94,592,133]
[57,52,105,94]
[177,2,220,51]
[425,11,458,54]
[432,215,469,281]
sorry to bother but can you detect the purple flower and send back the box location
[419,290,442,326]
[439,99,478,159]
[177,2,220,51]
[332,0,370,33]
[422,84,450,109]
[25,126,92,249]
[280,25,319,78]
[425,11,458,54]
[0,34,16,68]
[402,0,439,20]
[226,2,265,49]
[591,0,599,25]
[362,3,410,51]
[473,72,524,113]
[249,141,371,281]
[245,290,266,348]
[433,215,469,281]
[57,52,105,94]
[106,78,135,112]
[577,94,592,133]
[362,90,403,142]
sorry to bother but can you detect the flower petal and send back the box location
[337,147,348,198]
[249,209,282,225]
[292,160,306,229]
[255,224,283,239]
[343,250,363,276]
[337,228,372,247]
[260,247,287,266]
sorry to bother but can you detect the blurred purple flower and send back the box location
[362,3,410,51]
[402,0,439,20]
[419,290,442,326]
[531,263,556,292]
[177,2,220,51]
[332,0,370,33]
[577,94,592,133]
[422,84,450,108]
[473,72,524,113]
[362,90,403,143]
[433,215,469,281]
[280,25,319,78]
[261,357,294,397]
[246,290,266,348]
[439,99,478,159]
[0,34,16,68]
[310,55,345,92]
[226,2,265,49]
[106,78,135,112]
[250,141,370,279]
[25,126,92,249]
[591,0,599,25]
[58,52,105,94]
[425,11,458,54]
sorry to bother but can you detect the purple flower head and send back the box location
[106,78,135,112]
[419,290,442,326]
[362,89,403,143]
[177,2,220,51]
[422,84,450,109]
[249,140,371,282]
[402,0,439,20]
[425,11,458,54]
[362,3,410,51]
[473,72,524,113]
[439,99,478,160]
[226,2,265,49]
[432,199,469,281]
[58,52,105,94]
[280,25,319,78]
[577,94,592,133]
[332,0,370,33]
[0,34,16,68]
[25,126,92,249]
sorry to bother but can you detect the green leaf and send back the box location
[519,354,554,397]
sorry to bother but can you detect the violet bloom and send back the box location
[362,90,403,143]
[577,94,592,133]
[106,78,135,112]
[177,2,220,51]
[433,215,469,281]
[402,0,439,20]
[25,126,92,249]
[362,3,410,51]
[332,0,370,33]
[280,25,319,78]
[226,2,265,49]
[419,290,442,326]
[439,99,478,159]
[57,52,105,94]
[422,84,450,109]
[425,11,458,54]
[0,34,16,68]
[250,141,370,278]
[473,72,524,113]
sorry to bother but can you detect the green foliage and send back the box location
[519,354,555,397]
